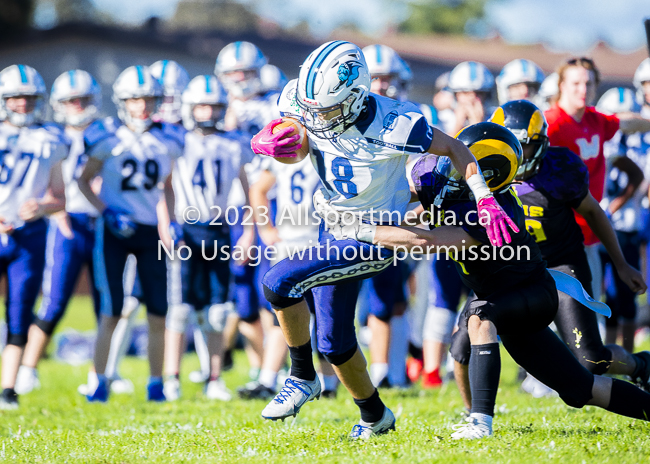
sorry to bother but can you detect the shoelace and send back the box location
[349,424,370,438]
[451,418,489,438]
[273,378,310,404]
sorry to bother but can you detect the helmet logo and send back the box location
[333,62,361,92]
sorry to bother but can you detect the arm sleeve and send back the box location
[404,116,434,154]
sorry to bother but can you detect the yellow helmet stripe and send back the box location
[527,109,544,139]
[469,138,519,191]
[490,107,506,126]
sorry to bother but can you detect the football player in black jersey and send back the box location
[319,122,650,440]
[449,100,650,410]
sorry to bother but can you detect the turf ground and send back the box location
[2,296,650,463]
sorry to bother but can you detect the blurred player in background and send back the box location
[162,74,251,401]
[496,59,545,105]
[215,41,280,384]
[16,70,103,396]
[0,65,69,408]
[597,88,646,352]
[448,61,496,135]
[79,65,183,402]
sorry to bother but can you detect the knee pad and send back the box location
[450,327,471,365]
[321,344,358,366]
[423,306,457,344]
[166,303,192,333]
[204,302,234,333]
[34,317,58,337]
[263,284,303,310]
[6,333,27,347]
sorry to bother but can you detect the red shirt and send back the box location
[545,105,619,245]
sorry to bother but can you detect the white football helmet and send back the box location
[296,41,371,137]
[181,75,228,131]
[535,72,559,111]
[496,59,545,104]
[150,60,190,124]
[0,64,47,127]
[362,44,411,101]
[633,58,650,105]
[50,70,102,127]
[112,65,163,133]
[214,41,268,99]
[447,61,495,93]
[260,64,288,94]
[596,87,641,115]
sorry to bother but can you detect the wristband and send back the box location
[467,173,492,202]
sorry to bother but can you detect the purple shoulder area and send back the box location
[535,147,589,201]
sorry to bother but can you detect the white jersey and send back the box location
[87,121,184,226]
[279,87,432,224]
[0,123,69,229]
[174,130,245,223]
[62,120,116,216]
[262,156,321,246]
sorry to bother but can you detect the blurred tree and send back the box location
[54,0,99,23]
[0,0,35,34]
[399,0,488,35]
[166,0,259,33]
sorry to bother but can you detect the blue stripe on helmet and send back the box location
[618,87,625,103]
[69,70,75,89]
[306,40,347,100]
[376,45,382,64]
[17,65,28,84]
[235,42,242,61]
[521,59,529,76]
[136,66,145,86]
[205,75,211,93]
[469,61,477,82]
[160,60,168,85]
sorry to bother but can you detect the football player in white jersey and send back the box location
[496,59,545,105]
[252,41,517,438]
[78,65,183,402]
[162,74,251,401]
[0,64,69,409]
[215,41,280,382]
[448,61,496,136]
[15,70,104,396]
[239,126,340,399]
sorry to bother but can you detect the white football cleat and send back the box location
[261,376,321,421]
[15,366,40,395]
[451,413,493,440]
[110,377,134,395]
[189,370,209,384]
[77,371,98,396]
[348,407,396,439]
[163,378,181,401]
[205,378,232,401]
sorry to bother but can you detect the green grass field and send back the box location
[2,296,650,463]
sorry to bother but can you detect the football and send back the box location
[271,117,310,164]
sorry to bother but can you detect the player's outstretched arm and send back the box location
[372,224,480,254]
[576,193,647,294]
[607,156,644,215]
[618,113,650,134]
[426,128,519,246]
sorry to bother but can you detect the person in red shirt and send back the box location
[545,57,650,300]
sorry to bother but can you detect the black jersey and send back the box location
[512,147,589,268]
[411,154,546,297]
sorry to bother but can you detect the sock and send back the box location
[258,369,278,389]
[288,341,316,381]
[606,378,650,421]
[469,343,501,417]
[388,315,409,387]
[408,342,423,361]
[148,376,162,385]
[249,367,260,380]
[370,363,389,386]
[165,373,179,382]
[322,374,339,392]
[631,354,647,380]
[96,373,107,385]
[353,389,386,423]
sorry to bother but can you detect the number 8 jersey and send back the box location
[86,121,184,225]
[0,123,69,228]
[278,79,433,224]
